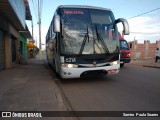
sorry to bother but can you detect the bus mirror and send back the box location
[53,15,60,32]
[115,18,130,35]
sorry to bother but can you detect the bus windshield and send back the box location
[60,8,119,55]
[120,40,129,50]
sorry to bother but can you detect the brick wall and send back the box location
[128,40,160,60]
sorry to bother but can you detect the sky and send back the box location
[26,0,160,49]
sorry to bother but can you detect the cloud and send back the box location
[118,16,160,43]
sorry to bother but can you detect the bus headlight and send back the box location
[61,63,78,68]
[110,61,119,66]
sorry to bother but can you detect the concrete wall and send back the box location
[0,15,20,69]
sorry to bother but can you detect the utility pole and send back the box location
[38,0,42,60]
[36,36,37,46]
[31,18,34,41]
[134,36,136,61]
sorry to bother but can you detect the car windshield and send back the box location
[60,8,119,55]
[120,40,129,50]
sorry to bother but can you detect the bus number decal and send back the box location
[65,58,76,63]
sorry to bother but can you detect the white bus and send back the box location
[46,5,129,79]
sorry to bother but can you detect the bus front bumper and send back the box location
[60,64,120,79]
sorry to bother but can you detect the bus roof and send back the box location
[57,5,111,11]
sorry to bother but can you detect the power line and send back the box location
[130,17,160,27]
[127,8,160,20]
[130,32,160,34]
[128,9,160,27]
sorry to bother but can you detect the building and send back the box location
[0,0,32,70]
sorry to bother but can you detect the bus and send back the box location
[119,33,131,67]
[46,5,129,79]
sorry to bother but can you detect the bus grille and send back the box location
[80,70,107,78]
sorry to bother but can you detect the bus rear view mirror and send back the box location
[53,15,60,32]
[114,18,130,35]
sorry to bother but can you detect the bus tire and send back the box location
[53,60,56,71]
[53,59,60,78]
[120,63,124,68]
[46,57,51,66]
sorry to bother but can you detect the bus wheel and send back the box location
[47,57,50,66]
[120,63,124,68]
[52,59,56,70]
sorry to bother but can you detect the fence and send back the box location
[128,40,160,60]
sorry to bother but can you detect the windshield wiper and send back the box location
[95,26,110,54]
[79,26,89,54]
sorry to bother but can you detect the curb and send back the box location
[142,65,160,69]
[130,62,160,69]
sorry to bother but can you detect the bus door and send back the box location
[54,33,61,74]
